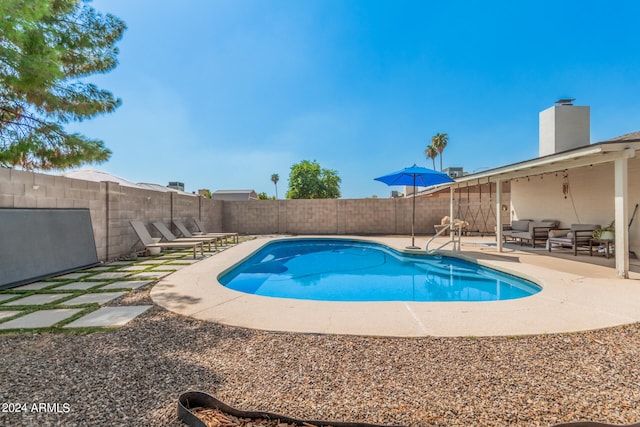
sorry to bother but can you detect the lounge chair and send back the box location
[151,221,219,251]
[129,220,203,259]
[173,220,236,245]
[191,218,239,244]
[548,224,600,255]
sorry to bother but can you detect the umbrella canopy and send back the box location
[375,164,454,249]
[374,164,454,187]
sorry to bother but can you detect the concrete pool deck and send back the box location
[151,235,640,337]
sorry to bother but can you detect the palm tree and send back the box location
[425,145,438,170]
[271,173,279,199]
[431,133,448,171]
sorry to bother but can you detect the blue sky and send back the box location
[69,0,640,198]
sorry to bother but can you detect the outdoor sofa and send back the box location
[547,224,601,256]
[502,219,559,248]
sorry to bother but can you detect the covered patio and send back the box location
[438,132,640,279]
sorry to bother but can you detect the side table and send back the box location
[589,238,614,259]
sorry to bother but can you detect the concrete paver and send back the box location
[3,293,74,306]
[11,281,61,291]
[54,272,92,280]
[129,272,171,280]
[56,282,105,291]
[100,280,153,290]
[0,311,22,321]
[90,272,132,280]
[63,292,126,305]
[0,309,83,329]
[63,306,152,328]
[120,265,150,271]
[0,294,19,303]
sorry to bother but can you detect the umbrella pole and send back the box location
[407,177,420,249]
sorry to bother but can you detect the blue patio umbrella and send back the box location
[375,164,454,249]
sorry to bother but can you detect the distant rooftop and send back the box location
[61,169,195,196]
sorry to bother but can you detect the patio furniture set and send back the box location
[500,219,606,256]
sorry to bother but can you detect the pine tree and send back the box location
[0,0,126,170]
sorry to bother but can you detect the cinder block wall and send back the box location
[0,169,225,260]
[1,168,506,261]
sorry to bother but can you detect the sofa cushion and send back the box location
[548,229,569,238]
[570,224,600,232]
[511,220,532,232]
[529,221,558,233]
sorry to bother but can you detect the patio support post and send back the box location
[496,180,503,252]
[450,186,454,245]
[614,153,632,278]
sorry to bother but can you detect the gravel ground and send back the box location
[1,285,640,427]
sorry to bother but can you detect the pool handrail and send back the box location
[426,223,462,254]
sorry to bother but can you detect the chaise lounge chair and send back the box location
[129,220,203,259]
[151,221,218,251]
[191,218,239,244]
[172,220,237,246]
[547,224,600,255]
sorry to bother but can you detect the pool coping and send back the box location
[151,236,640,337]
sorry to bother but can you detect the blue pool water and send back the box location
[218,239,541,302]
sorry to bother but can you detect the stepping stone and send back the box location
[91,272,132,280]
[63,292,126,306]
[0,310,22,321]
[12,281,61,291]
[82,266,114,272]
[64,306,152,328]
[129,272,171,280]
[56,282,105,291]
[138,260,166,265]
[120,265,149,271]
[54,272,92,280]
[0,309,82,329]
[150,265,184,271]
[100,280,153,291]
[0,294,20,303]
[3,294,74,306]
[105,261,133,266]
[169,259,201,265]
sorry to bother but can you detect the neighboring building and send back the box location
[443,167,465,178]
[167,181,185,191]
[210,190,258,201]
[61,169,196,196]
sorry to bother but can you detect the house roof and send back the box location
[210,190,258,201]
[447,131,640,186]
[61,169,196,196]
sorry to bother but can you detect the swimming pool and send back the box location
[219,239,541,302]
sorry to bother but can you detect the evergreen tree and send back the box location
[0,0,126,170]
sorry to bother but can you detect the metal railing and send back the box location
[426,223,463,254]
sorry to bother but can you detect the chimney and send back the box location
[539,99,590,156]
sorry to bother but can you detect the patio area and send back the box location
[152,235,640,337]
